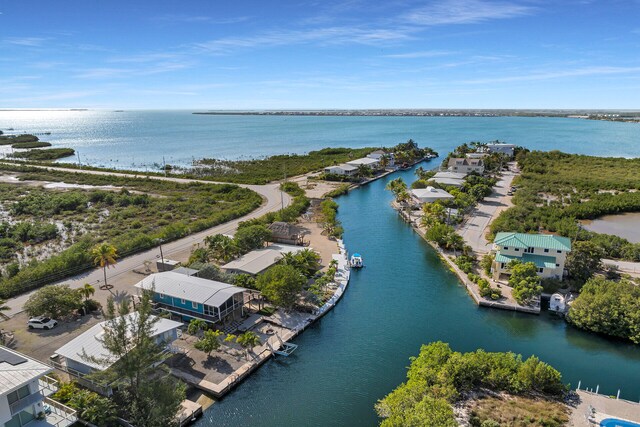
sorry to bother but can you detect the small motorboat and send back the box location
[350,253,364,268]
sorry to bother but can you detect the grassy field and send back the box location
[468,394,569,427]
[490,151,640,261]
[193,147,377,184]
[0,164,262,297]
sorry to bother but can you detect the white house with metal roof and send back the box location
[323,163,358,176]
[53,313,182,377]
[432,171,468,180]
[491,232,572,280]
[410,186,455,204]
[428,177,465,188]
[135,272,248,324]
[1,346,76,427]
[485,143,516,157]
[222,244,306,276]
[366,150,394,167]
[346,157,380,169]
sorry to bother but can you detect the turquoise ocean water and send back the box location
[1,110,638,169]
[2,110,639,425]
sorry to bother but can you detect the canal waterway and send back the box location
[199,163,640,427]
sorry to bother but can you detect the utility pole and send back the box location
[156,238,165,270]
[77,151,81,168]
[163,156,167,177]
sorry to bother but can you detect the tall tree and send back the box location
[256,264,306,309]
[565,240,604,286]
[87,292,185,427]
[205,234,240,262]
[24,284,82,319]
[508,261,542,304]
[91,243,118,290]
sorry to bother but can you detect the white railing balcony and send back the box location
[9,375,59,415]
[43,397,78,427]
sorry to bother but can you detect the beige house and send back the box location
[491,232,572,280]
[448,158,484,174]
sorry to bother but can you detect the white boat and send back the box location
[350,253,363,268]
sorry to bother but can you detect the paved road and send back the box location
[458,169,517,254]
[603,259,640,275]
[2,164,292,315]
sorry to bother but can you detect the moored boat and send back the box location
[350,253,363,268]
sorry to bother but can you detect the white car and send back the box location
[28,316,58,330]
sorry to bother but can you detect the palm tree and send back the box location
[79,283,96,302]
[92,243,118,290]
[205,234,240,263]
[379,154,389,170]
[0,298,11,320]
[236,331,261,359]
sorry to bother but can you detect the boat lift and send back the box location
[266,333,298,357]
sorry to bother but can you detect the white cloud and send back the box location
[404,0,534,26]
[461,66,640,84]
[4,37,48,47]
[383,50,457,58]
[194,26,413,53]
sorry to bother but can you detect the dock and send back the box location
[168,240,352,398]
[176,399,203,426]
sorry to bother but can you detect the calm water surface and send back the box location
[582,212,640,243]
[199,165,640,427]
[1,110,639,169]
[2,111,638,425]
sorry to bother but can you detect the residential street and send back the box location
[458,168,517,254]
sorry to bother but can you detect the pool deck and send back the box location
[570,390,640,426]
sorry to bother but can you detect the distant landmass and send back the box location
[193,109,640,121]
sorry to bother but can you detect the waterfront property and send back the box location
[323,163,358,176]
[53,313,182,375]
[1,346,76,427]
[428,177,465,188]
[346,157,380,170]
[366,150,395,167]
[410,186,454,204]
[432,171,468,180]
[448,157,485,174]
[491,232,572,280]
[135,272,248,324]
[222,244,306,276]
[484,142,516,157]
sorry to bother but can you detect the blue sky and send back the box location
[1,0,639,109]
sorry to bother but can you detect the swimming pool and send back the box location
[600,418,640,427]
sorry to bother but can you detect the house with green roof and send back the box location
[491,232,572,281]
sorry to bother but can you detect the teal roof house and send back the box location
[491,232,572,281]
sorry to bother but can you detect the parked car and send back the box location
[28,316,58,330]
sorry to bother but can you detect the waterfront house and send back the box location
[466,152,488,159]
[346,157,380,170]
[324,163,358,176]
[366,150,395,167]
[268,221,304,246]
[1,346,77,427]
[428,177,465,188]
[432,171,468,180]
[53,313,182,377]
[491,232,572,280]
[135,272,247,324]
[447,158,485,174]
[222,244,307,276]
[410,186,454,204]
[484,143,515,157]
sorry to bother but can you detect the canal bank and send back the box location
[197,163,640,427]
